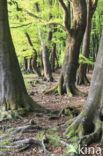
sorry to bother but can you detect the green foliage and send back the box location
[66,129,78,155]
[23,73,36,78]
[47,133,61,147]
[8,0,103,70]
[36,131,45,140]
[24,79,31,88]
[79,53,94,65]
[66,129,75,137]
[48,126,59,131]
[8,0,65,68]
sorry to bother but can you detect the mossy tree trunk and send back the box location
[0,0,40,112]
[66,31,103,145]
[57,0,87,96]
[76,0,98,85]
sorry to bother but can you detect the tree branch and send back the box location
[10,23,32,29]
[22,9,45,22]
[10,0,65,31]
[92,0,98,14]
[58,0,70,32]
[49,22,66,31]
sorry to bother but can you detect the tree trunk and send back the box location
[57,0,87,96]
[31,52,41,77]
[77,0,98,85]
[66,31,103,145]
[35,2,53,81]
[23,57,28,73]
[27,58,33,73]
[0,0,40,112]
[25,32,41,77]
[51,43,56,72]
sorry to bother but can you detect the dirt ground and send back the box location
[0,70,99,156]
[31,70,91,111]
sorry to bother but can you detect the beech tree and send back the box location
[66,31,103,145]
[47,0,87,96]
[0,0,40,113]
[77,0,98,85]
[35,2,53,81]
[24,32,41,77]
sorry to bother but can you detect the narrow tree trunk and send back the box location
[67,31,103,145]
[25,32,41,77]
[51,43,56,72]
[31,52,41,77]
[0,0,40,112]
[35,2,53,81]
[77,0,98,85]
[23,57,28,73]
[27,58,33,73]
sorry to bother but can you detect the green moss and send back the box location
[67,89,73,97]
[4,112,9,118]
[0,138,12,146]
[17,107,27,115]
[24,79,31,88]
[58,80,63,95]
[76,124,84,135]
[23,73,36,78]
[0,149,8,153]
[36,131,45,140]
[63,108,72,116]
[7,127,14,132]
[0,111,1,118]
[66,129,75,137]
[44,85,58,94]
[47,134,61,147]
[0,132,7,137]
[11,112,18,120]
[81,110,87,117]
[66,118,75,126]
[48,126,59,131]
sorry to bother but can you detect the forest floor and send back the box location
[0,70,99,156]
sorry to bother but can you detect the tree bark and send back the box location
[27,58,33,73]
[0,0,40,112]
[57,0,87,96]
[77,0,98,85]
[23,57,28,73]
[25,32,41,77]
[35,2,53,81]
[51,43,56,72]
[66,31,103,145]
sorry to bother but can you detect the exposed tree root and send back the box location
[44,85,58,94]
[65,109,103,147]
[0,108,24,122]
[42,76,54,82]
[77,74,90,86]
[45,106,80,120]
[44,82,85,97]
[59,107,80,118]
[41,135,51,155]
[0,138,41,150]
[0,136,52,154]
[0,132,75,155]
[10,124,47,135]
